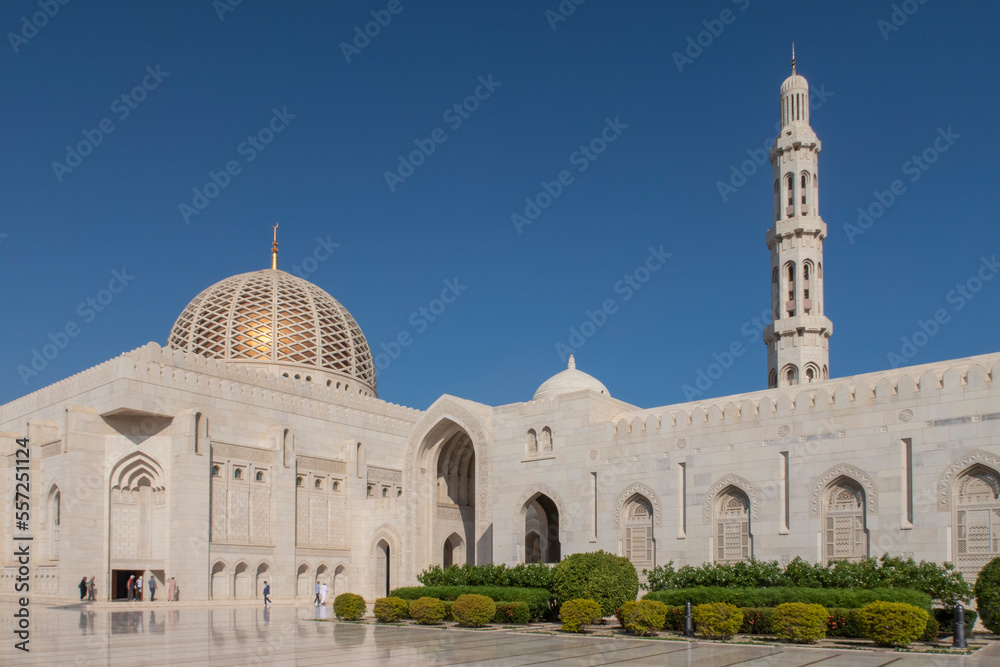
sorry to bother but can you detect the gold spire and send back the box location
[271,223,279,270]
[791,42,796,74]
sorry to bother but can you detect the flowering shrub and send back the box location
[493,601,531,624]
[739,607,773,635]
[771,603,828,643]
[559,599,603,633]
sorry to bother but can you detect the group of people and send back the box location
[313,579,328,606]
[78,577,96,601]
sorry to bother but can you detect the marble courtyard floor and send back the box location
[1,600,999,666]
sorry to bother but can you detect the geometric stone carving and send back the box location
[213,442,273,464]
[937,449,1000,511]
[297,455,347,475]
[809,463,879,517]
[367,466,402,485]
[702,474,759,522]
[615,483,662,527]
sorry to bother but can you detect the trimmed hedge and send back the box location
[418,563,555,590]
[409,597,445,625]
[857,601,928,647]
[644,555,971,606]
[772,603,828,643]
[552,551,639,618]
[644,586,931,610]
[559,599,603,633]
[373,597,408,623]
[452,594,496,628]
[333,593,366,620]
[493,601,531,625]
[693,602,743,640]
[620,600,668,636]
[391,586,551,620]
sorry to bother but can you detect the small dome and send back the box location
[167,269,376,395]
[533,355,610,400]
[780,73,808,94]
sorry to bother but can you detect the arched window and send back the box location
[526,429,538,456]
[314,478,322,490]
[768,369,778,389]
[955,466,1000,581]
[715,488,751,562]
[824,478,867,563]
[805,366,816,383]
[296,476,303,487]
[771,267,778,284]
[773,179,780,221]
[785,173,794,210]
[541,427,553,454]
[332,480,340,492]
[800,172,809,207]
[822,365,828,380]
[255,471,264,482]
[382,487,388,498]
[212,465,220,477]
[233,468,242,480]
[785,262,796,317]
[784,364,798,386]
[622,496,654,579]
[367,485,374,497]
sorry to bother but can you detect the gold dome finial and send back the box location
[271,222,279,270]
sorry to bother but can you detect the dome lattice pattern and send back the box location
[167,269,376,393]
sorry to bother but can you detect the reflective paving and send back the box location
[1,600,997,666]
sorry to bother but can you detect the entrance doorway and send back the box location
[111,569,144,600]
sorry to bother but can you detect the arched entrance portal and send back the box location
[109,452,165,599]
[434,430,476,566]
[522,493,560,563]
[376,540,391,597]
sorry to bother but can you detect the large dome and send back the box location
[167,269,376,396]
[533,355,609,401]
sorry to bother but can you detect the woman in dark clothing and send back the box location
[79,577,88,600]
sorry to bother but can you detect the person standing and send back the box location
[319,581,328,605]
[167,577,176,603]
[136,575,143,602]
[88,577,96,601]
[79,577,88,600]
[127,575,135,602]
[148,576,157,602]
[313,579,320,606]
[263,581,271,608]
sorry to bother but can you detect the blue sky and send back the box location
[2,0,998,411]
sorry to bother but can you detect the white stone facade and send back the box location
[2,63,999,603]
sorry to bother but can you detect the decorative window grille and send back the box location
[716,489,751,562]
[824,479,866,563]
[956,466,1000,582]
[623,497,654,580]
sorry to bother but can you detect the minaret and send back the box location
[763,48,833,388]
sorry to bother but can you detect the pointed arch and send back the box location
[823,477,868,563]
[702,474,759,523]
[516,486,563,564]
[715,486,752,562]
[953,463,1000,581]
[614,483,662,527]
[938,449,1000,511]
[810,464,879,517]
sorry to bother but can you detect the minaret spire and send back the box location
[271,223,279,270]
[763,58,833,388]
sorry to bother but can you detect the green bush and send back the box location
[418,563,555,590]
[372,596,408,623]
[644,586,931,610]
[932,607,976,637]
[620,600,668,636]
[643,556,970,606]
[693,602,743,640]
[408,596,445,624]
[974,556,1000,633]
[921,613,939,641]
[661,605,687,631]
[740,607,774,635]
[452,594,496,628]
[552,551,639,617]
[333,593,366,621]
[826,608,864,638]
[391,586,551,620]
[442,600,454,621]
[493,601,531,624]
[771,603,828,643]
[857,601,929,647]
[559,599,603,633]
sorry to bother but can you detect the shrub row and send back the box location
[418,563,555,590]
[390,585,551,620]
[643,555,971,606]
[644,586,932,610]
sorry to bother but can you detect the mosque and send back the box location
[2,60,999,603]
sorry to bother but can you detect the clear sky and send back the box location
[2,0,998,411]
